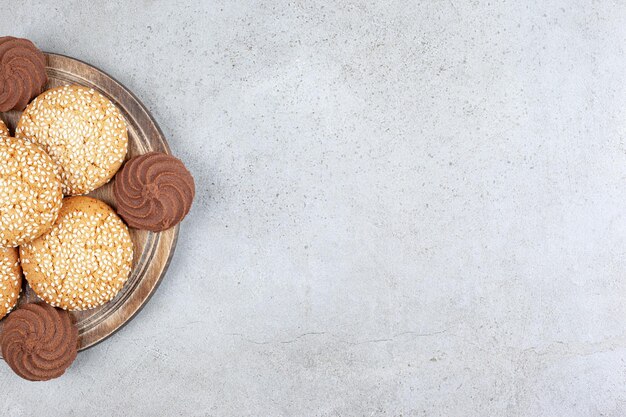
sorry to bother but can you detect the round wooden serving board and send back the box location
[0,53,178,353]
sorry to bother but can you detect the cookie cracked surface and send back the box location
[0,247,21,320]
[16,85,128,196]
[20,196,133,311]
[0,136,63,247]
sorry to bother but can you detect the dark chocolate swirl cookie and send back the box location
[0,37,47,111]
[113,152,195,231]
[1,303,78,381]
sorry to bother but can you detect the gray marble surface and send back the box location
[2,0,626,415]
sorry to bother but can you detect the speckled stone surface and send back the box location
[2,1,626,416]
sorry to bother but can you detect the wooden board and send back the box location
[0,53,179,352]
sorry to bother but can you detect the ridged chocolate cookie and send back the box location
[113,152,195,231]
[1,303,78,381]
[0,37,47,112]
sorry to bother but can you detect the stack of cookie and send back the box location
[0,37,194,381]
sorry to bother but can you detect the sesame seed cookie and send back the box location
[0,136,63,247]
[0,247,21,320]
[16,85,128,196]
[0,119,8,137]
[20,196,134,311]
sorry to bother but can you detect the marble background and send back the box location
[2,0,626,415]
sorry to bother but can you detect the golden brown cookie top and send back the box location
[0,119,9,137]
[20,196,133,311]
[1,303,78,381]
[0,246,21,320]
[0,136,63,247]
[16,85,128,195]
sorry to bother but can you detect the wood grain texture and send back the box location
[0,53,178,353]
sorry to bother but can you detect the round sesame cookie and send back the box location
[16,85,128,196]
[20,196,134,311]
[0,247,21,320]
[0,136,63,247]
[0,119,8,137]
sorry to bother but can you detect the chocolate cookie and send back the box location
[20,196,133,311]
[0,136,63,247]
[113,152,195,231]
[16,85,128,195]
[0,37,47,112]
[0,303,78,381]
